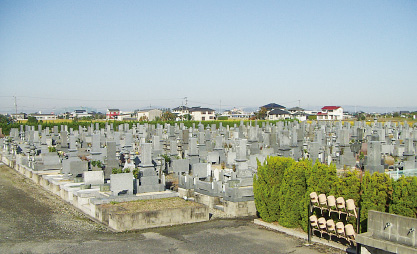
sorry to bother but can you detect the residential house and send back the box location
[259,103,287,120]
[172,106,190,120]
[11,113,27,121]
[189,107,216,121]
[71,109,92,119]
[117,112,136,121]
[268,108,291,120]
[261,103,286,112]
[29,113,57,121]
[221,108,251,120]
[287,107,307,121]
[106,109,120,120]
[317,106,344,120]
[136,109,162,121]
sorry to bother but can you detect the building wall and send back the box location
[136,109,162,121]
[33,115,57,120]
[268,114,290,120]
[106,111,119,120]
[191,111,215,121]
[148,109,162,121]
[318,107,344,121]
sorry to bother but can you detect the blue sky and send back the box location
[1,1,416,113]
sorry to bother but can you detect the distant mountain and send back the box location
[340,105,417,114]
[53,107,99,114]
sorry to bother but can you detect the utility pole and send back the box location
[298,99,301,108]
[184,97,188,108]
[14,96,17,114]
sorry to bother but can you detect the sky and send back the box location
[1,0,416,114]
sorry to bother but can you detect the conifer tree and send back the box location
[360,172,392,232]
[279,160,308,228]
[253,156,294,222]
[390,176,417,218]
[301,161,338,231]
[336,170,361,204]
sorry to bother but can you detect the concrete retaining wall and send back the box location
[177,187,256,217]
[108,206,209,231]
[223,200,256,217]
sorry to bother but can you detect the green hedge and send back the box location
[254,156,417,233]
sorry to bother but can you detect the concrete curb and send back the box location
[254,219,355,253]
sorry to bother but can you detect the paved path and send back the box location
[0,163,344,254]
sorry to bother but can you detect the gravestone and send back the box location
[84,171,104,185]
[172,159,190,174]
[137,143,164,193]
[366,141,384,173]
[110,173,134,195]
[105,141,119,179]
[192,163,209,178]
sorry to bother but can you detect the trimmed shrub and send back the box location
[278,160,308,228]
[253,156,294,222]
[359,172,392,232]
[390,176,417,218]
[302,161,338,231]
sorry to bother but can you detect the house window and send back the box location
[202,117,205,120]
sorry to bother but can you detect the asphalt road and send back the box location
[0,163,344,254]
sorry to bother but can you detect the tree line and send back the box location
[0,118,294,136]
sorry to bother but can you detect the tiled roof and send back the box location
[322,106,340,110]
[189,107,215,113]
[262,103,286,110]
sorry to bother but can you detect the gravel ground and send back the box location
[0,162,346,254]
[0,163,109,243]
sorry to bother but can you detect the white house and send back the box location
[117,112,136,121]
[172,106,190,120]
[11,113,27,121]
[317,106,344,120]
[287,107,307,121]
[29,113,57,121]
[136,109,162,121]
[106,109,120,120]
[189,107,216,121]
[71,109,92,119]
[268,109,291,120]
[221,108,251,119]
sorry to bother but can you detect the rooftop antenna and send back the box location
[298,100,301,108]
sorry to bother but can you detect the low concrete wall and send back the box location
[178,187,256,217]
[194,192,220,209]
[108,206,209,232]
[357,210,417,254]
[177,187,194,198]
[223,200,256,217]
